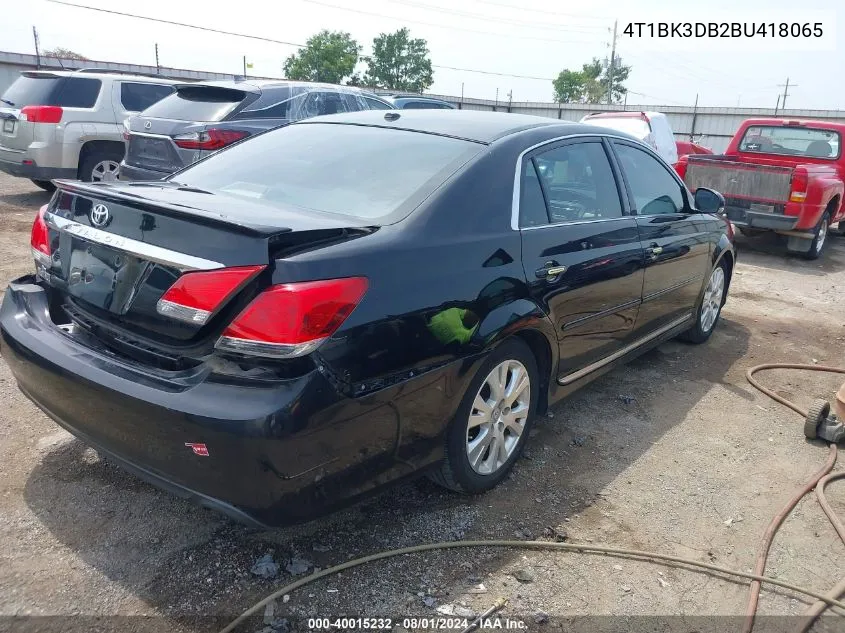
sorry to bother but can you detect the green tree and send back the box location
[552,57,631,104]
[44,48,88,61]
[363,28,433,92]
[283,30,361,84]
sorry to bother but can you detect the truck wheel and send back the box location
[800,211,830,260]
[836,222,845,237]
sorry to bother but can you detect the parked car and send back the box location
[581,111,681,168]
[0,69,178,189]
[1,110,734,526]
[677,118,845,259]
[120,80,395,181]
[383,95,456,110]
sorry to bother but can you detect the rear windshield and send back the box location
[141,87,246,122]
[1,75,101,108]
[739,125,841,159]
[585,116,651,140]
[173,123,481,222]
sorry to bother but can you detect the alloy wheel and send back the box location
[815,220,828,254]
[700,266,725,333]
[465,359,531,475]
[91,160,120,182]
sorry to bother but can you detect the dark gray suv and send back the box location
[120,80,394,181]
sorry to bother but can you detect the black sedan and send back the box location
[0,110,734,526]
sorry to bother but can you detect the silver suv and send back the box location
[0,69,178,190]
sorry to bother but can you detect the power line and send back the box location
[300,0,599,44]
[46,0,306,48]
[471,0,612,20]
[431,64,553,81]
[386,0,608,33]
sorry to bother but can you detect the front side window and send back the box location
[614,143,684,215]
[739,125,841,159]
[120,82,175,112]
[531,141,623,223]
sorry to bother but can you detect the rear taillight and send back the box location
[790,169,808,203]
[173,129,248,150]
[156,265,266,325]
[216,277,369,359]
[20,105,63,124]
[31,204,52,267]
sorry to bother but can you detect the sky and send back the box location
[1,0,843,109]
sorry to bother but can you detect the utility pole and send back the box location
[690,94,699,141]
[460,82,464,110]
[494,87,499,112]
[607,19,618,105]
[155,43,160,75]
[774,94,781,116]
[243,55,247,79]
[777,77,796,110]
[32,26,41,69]
[507,89,513,113]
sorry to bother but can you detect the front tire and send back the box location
[429,339,538,493]
[680,260,727,344]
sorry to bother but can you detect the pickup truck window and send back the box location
[739,126,841,159]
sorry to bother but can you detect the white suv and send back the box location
[0,69,178,190]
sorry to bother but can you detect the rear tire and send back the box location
[795,210,830,260]
[680,260,728,344]
[30,179,56,192]
[836,222,845,237]
[429,338,538,493]
[79,146,124,182]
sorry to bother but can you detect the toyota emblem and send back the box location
[144,120,152,130]
[90,204,111,227]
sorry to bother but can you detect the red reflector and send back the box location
[217,277,368,358]
[21,105,63,124]
[184,442,210,457]
[31,204,52,267]
[173,128,248,150]
[156,265,266,325]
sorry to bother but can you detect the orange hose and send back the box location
[744,363,845,633]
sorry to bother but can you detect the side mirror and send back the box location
[694,187,726,214]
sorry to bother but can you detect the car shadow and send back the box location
[23,317,752,629]
[0,189,53,210]
[734,230,845,275]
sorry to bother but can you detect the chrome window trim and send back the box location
[45,211,223,271]
[557,313,693,386]
[511,132,655,231]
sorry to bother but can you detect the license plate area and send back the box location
[2,119,14,134]
[66,238,150,314]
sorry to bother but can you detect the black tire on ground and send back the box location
[795,210,831,261]
[836,221,845,237]
[804,399,830,440]
[679,259,729,345]
[30,179,56,192]
[78,146,124,182]
[428,338,539,494]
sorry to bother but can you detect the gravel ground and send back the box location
[1,173,845,633]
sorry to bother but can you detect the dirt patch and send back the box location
[1,174,845,632]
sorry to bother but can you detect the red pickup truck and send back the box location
[677,118,845,259]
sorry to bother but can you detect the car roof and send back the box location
[185,79,380,94]
[387,95,451,103]
[298,109,619,144]
[21,70,179,84]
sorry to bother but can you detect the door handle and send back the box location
[535,262,568,279]
[647,245,663,257]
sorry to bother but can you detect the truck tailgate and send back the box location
[684,156,793,204]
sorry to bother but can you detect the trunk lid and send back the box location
[41,180,372,348]
[0,73,66,152]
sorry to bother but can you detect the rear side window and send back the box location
[120,82,175,112]
[0,75,100,108]
[142,87,246,122]
[402,101,447,110]
[57,78,101,108]
[175,123,481,222]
